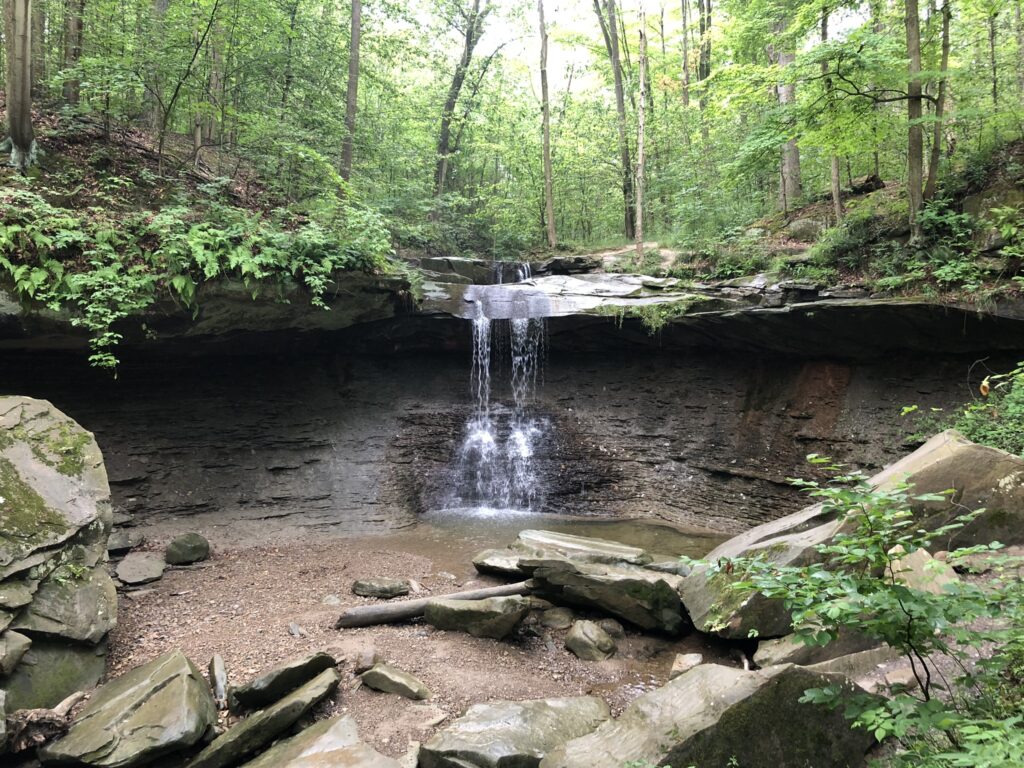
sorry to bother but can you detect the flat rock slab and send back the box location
[524,559,685,634]
[517,531,651,566]
[669,653,703,679]
[424,596,532,640]
[13,565,117,643]
[753,630,881,668]
[0,578,38,609]
[188,668,340,768]
[166,533,210,565]
[361,663,430,700]
[232,651,337,711]
[2,639,108,711]
[420,697,610,768]
[565,621,616,661]
[107,529,144,555]
[239,715,401,768]
[116,552,166,585]
[541,664,873,768]
[39,650,216,768]
[352,578,411,599]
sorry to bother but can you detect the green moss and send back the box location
[596,295,712,335]
[5,420,91,477]
[0,456,69,540]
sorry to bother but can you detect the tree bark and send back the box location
[822,10,843,221]
[925,0,951,201]
[434,0,489,197]
[594,0,635,239]
[988,11,999,106]
[5,0,36,172]
[696,0,711,141]
[775,18,801,212]
[680,0,690,106]
[63,0,84,103]
[635,9,647,262]
[539,0,556,248]
[30,0,43,97]
[1016,0,1024,95]
[334,582,530,628]
[340,0,361,181]
[906,0,924,237]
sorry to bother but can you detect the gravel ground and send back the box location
[107,533,738,759]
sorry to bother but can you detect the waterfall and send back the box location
[448,269,547,513]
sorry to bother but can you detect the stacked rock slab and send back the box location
[540,664,873,768]
[239,715,401,768]
[231,652,337,710]
[473,530,651,578]
[0,396,114,711]
[420,697,610,768]
[679,430,1021,640]
[39,650,216,767]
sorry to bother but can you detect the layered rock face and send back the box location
[0,397,114,711]
[0,350,991,536]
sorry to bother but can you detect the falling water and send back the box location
[448,266,548,513]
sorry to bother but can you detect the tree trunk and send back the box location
[775,17,801,212]
[63,0,84,103]
[988,12,999,106]
[906,0,924,237]
[822,10,843,221]
[635,9,647,261]
[1016,1,1024,95]
[281,0,299,111]
[5,0,36,173]
[681,0,690,106]
[539,0,556,248]
[696,0,711,141]
[593,0,635,239]
[435,0,488,197]
[30,0,43,97]
[925,0,951,201]
[340,0,361,181]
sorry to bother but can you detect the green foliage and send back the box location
[0,183,396,369]
[693,459,1024,767]
[953,363,1024,457]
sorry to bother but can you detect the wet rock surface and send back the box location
[39,650,216,767]
[420,697,610,768]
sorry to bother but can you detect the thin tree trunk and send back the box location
[539,0,556,248]
[281,0,299,111]
[925,0,951,200]
[63,0,84,103]
[5,0,36,172]
[681,0,690,106]
[775,17,801,212]
[822,10,843,221]
[636,9,648,261]
[906,0,924,237]
[340,0,361,181]
[988,12,999,106]
[696,0,711,141]
[594,0,635,239]
[435,0,488,197]
[1016,0,1024,94]
[31,0,44,97]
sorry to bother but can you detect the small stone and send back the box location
[361,663,430,700]
[116,552,166,585]
[107,529,144,556]
[596,619,625,639]
[540,607,575,630]
[354,647,380,675]
[321,594,342,605]
[209,654,229,709]
[232,652,337,711]
[166,533,211,565]
[352,578,411,599]
[288,622,307,638]
[669,653,703,679]
[565,621,616,661]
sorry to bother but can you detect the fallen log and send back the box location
[334,580,530,629]
[6,690,87,753]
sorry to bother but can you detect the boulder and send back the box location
[107,529,144,556]
[2,638,108,711]
[807,646,901,679]
[116,552,166,586]
[565,621,616,661]
[889,547,959,595]
[361,663,430,700]
[39,650,217,768]
[239,715,401,768]
[472,549,529,578]
[596,618,625,639]
[524,559,685,634]
[540,607,575,630]
[679,430,1020,640]
[516,531,651,566]
[540,664,873,768]
[165,533,211,565]
[424,596,532,640]
[753,629,882,669]
[352,578,411,599]
[187,668,340,768]
[420,698,609,768]
[669,653,703,679]
[785,218,825,242]
[0,629,31,675]
[232,652,337,711]
[12,566,117,643]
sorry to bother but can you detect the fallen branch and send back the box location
[6,690,87,753]
[334,581,530,629]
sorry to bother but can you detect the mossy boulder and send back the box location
[2,639,108,711]
[540,664,873,768]
[12,565,117,643]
